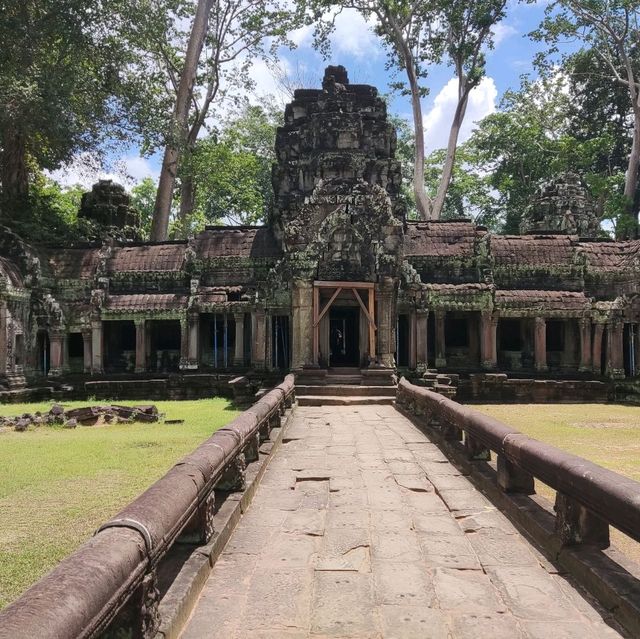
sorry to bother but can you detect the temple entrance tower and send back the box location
[270,66,405,370]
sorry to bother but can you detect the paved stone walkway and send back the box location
[181,405,624,639]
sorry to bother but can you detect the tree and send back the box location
[0,0,135,209]
[532,0,640,238]
[185,102,280,230]
[311,0,506,220]
[130,177,158,239]
[148,0,305,241]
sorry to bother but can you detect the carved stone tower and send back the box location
[270,66,405,370]
[520,173,600,237]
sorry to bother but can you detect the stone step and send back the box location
[325,375,363,385]
[297,395,395,406]
[296,385,397,397]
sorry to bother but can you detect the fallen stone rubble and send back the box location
[0,403,159,431]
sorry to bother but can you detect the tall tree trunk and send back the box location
[406,63,431,220]
[179,175,196,234]
[619,120,640,239]
[431,85,470,220]
[150,0,213,242]
[1,131,29,204]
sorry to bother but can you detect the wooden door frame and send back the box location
[312,281,376,366]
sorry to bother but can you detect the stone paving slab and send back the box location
[180,405,625,639]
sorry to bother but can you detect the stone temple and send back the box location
[1,66,639,400]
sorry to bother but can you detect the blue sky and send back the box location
[53,0,555,188]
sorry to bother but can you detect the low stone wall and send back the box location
[396,377,640,636]
[457,373,612,403]
[0,375,296,639]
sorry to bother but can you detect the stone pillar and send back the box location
[49,331,64,377]
[292,279,314,369]
[415,310,429,369]
[377,277,396,368]
[592,323,604,374]
[135,319,146,373]
[634,324,640,377]
[91,320,103,374]
[233,313,245,367]
[179,318,189,369]
[408,311,417,369]
[579,319,592,372]
[82,329,92,373]
[186,313,200,369]
[480,311,497,370]
[435,310,446,368]
[607,319,624,378]
[0,303,7,375]
[534,317,547,372]
[251,308,266,369]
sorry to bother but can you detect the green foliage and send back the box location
[425,147,500,229]
[186,102,281,227]
[0,1,139,190]
[130,177,157,240]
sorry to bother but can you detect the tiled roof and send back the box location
[496,289,589,311]
[491,235,575,267]
[42,248,101,279]
[195,227,282,259]
[105,294,188,311]
[580,240,640,272]
[107,243,187,273]
[403,221,478,258]
[425,283,491,294]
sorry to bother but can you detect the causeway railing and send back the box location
[397,377,640,548]
[0,375,295,639]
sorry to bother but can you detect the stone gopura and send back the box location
[1,66,639,396]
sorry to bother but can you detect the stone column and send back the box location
[435,310,446,368]
[82,329,92,373]
[579,319,592,372]
[49,331,64,377]
[634,324,640,377]
[534,317,547,372]
[292,279,314,369]
[134,319,146,373]
[606,320,624,378]
[377,277,396,368]
[251,308,266,369]
[408,311,417,369]
[91,320,103,374]
[480,311,497,370]
[233,313,245,367]
[186,313,200,369]
[0,303,7,375]
[591,323,604,374]
[416,310,429,369]
[179,318,189,369]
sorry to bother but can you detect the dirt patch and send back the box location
[570,420,640,430]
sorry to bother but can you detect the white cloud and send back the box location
[423,77,498,152]
[48,153,159,190]
[492,23,518,46]
[331,9,381,59]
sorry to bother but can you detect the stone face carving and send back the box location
[521,172,600,237]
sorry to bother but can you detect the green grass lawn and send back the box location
[0,398,239,609]
[474,403,640,562]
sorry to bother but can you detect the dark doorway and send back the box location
[68,332,84,373]
[36,331,50,375]
[104,321,135,372]
[396,314,410,367]
[329,307,359,367]
[272,315,290,369]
